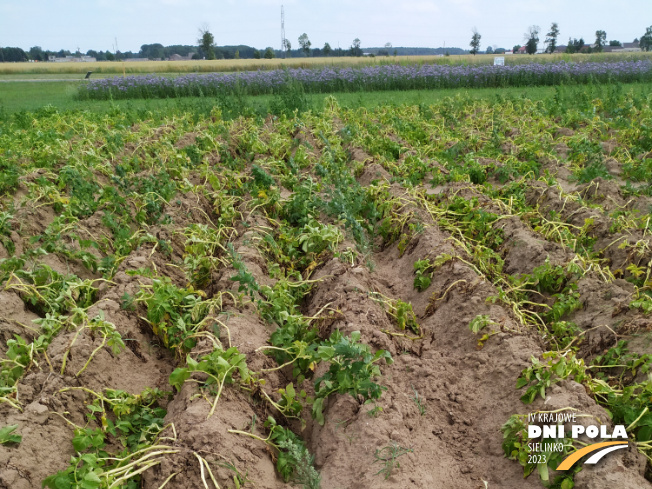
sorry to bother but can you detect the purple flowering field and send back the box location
[77,60,652,100]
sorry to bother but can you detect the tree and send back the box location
[253,49,261,59]
[198,27,215,60]
[86,49,105,61]
[486,45,494,54]
[351,38,362,56]
[640,26,652,52]
[545,22,559,53]
[378,42,392,57]
[323,42,332,56]
[524,25,540,55]
[470,28,481,55]
[28,46,45,61]
[609,40,622,47]
[0,47,28,62]
[298,33,311,56]
[263,47,275,59]
[513,44,522,54]
[282,39,291,57]
[565,37,585,54]
[565,38,575,54]
[594,30,607,52]
[140,43,164,60]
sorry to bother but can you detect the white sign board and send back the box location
[494,57,505,66]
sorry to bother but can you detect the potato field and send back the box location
[1,87,651,488]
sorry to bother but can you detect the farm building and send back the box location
[48,55,96,62]
[168,54,195,61]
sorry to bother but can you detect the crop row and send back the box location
[0,88,651,488]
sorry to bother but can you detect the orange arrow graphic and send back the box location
[556,441,628,471]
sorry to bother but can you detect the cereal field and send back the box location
[3,51,651,77]
[0,86,651,488]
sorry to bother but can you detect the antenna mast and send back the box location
[281,5,286,58]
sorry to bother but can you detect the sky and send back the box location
[1,0,649,53]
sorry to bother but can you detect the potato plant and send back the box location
[1,83,652,488]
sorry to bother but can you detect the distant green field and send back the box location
[0,73,119,81]
[0,81,82,112]
[0,79,559,115]
[2,76,652,117]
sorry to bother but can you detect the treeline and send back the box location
[1,43,401,62]
[0,46,118,62]
[0,47,30,62]
[0,44,235,62]
[272,47,377,58]
[0,43,470,63]
[141,43,435,60]
[364,47,468,56]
